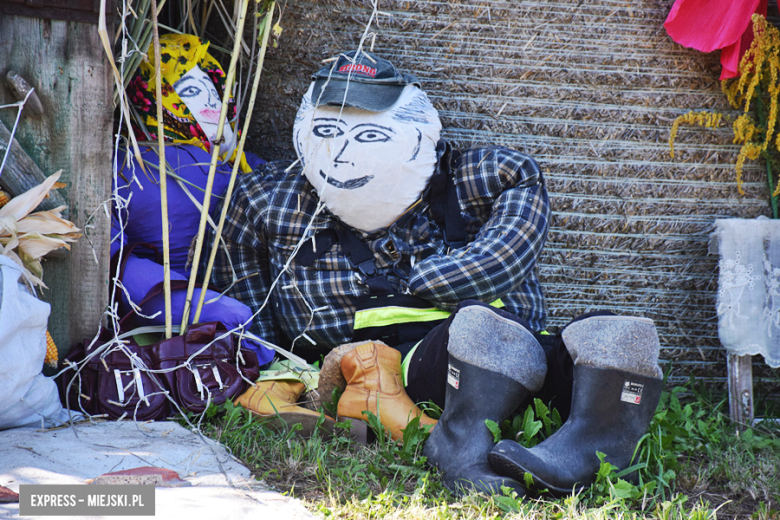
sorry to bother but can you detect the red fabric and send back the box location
[664,0,763,52]
[0,486,19,504]
[664,0,768,79]
[99,467,189,485]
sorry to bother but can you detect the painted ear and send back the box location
[408,129,422,162]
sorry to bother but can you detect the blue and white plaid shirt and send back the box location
[204,144,551,349]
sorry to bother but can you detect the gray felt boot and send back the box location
[488,316,663,495]
[423,305,547,496]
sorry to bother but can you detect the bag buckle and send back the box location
[113,369,125,403]
[133,369,149,406]
[211,364,225,390]
[192,366,205,400]
[357,259,376,278]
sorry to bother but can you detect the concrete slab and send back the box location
[0,420,314,520]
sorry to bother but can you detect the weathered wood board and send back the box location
[0,14,113,354]
[0,120,69,213]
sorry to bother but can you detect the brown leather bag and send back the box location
[60,329,171,421]
[150,321,259,414]
[59,322,260,420]
[58,279,261,420]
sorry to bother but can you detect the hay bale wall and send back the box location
[246,0,776,386]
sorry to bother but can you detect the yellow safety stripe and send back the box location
[401,340,422,387]
[353,299,505,330]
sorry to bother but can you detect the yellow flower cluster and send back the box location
[733,113,759,144]
[668,111,723,159]
[674,15,780,197]
[736,142,763,194]
[736,15,780,112]
[732,114,761,193]
[723,78,742,108]
[729,14,780,196]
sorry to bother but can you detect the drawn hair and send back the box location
[296,84,438,127]
[390,87,437,126]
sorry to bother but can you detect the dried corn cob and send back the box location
[44,330,58,367]
[0,191,11,209]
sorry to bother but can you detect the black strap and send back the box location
[428,141,467,249]
[295,228,339,266]
[335,225,394,294]
[334,226,375,277]
[293,225,392,293]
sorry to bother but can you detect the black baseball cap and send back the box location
[311,50,420,111]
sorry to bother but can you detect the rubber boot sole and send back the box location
[488,447,577,496]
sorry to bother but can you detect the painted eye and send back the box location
[313,124,344,138]
[178,85,202,98]
[354,129,391,143]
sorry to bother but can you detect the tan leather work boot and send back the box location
[235,381,335,438]
[316,340,391,415]
[338,342,437,441]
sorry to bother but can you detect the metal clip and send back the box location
[192,368,205,400]
[133,369,149,406]
[211,365,225,390]
[113,369,125,403]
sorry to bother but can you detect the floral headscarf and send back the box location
[128,34,250,172]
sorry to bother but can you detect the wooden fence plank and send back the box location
[0,14,113,353]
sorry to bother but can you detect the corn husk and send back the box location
[0,171,81,288]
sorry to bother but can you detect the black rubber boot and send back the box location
[423,355,530,497]
[488,365,663,495]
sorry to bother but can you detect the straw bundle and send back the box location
[246,0,777,388]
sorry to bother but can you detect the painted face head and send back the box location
[174,65,237,158]
[293,84,442,232]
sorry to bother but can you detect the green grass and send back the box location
[186,378,780,519]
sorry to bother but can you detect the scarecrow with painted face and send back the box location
[112,34,274,364]
[127,34,245,167]
[207,51,663,497]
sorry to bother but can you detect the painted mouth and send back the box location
[199,108,222,123]
[319,170,374,190]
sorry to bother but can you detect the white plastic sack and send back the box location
[0,255,69,429]
[714,216,780,368]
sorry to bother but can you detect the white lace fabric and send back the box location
[714,217,780,368]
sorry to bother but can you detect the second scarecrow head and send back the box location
[128,34,250,171]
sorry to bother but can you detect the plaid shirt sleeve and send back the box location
[408,148,550,310]
[204,165,281,344]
